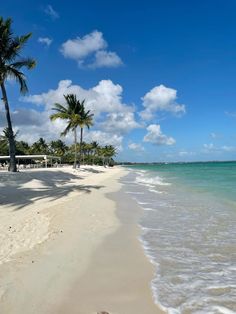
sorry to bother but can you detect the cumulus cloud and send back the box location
[0,108,47,131]
[0,109,65,144]
[20,79,140,150]
[60,30,122,69]
[140,84,186,120]
[24,79,132,118]
[84,131,123,151]
[90,50,122,68]
[44,5,59,20]
[143,124,175,145]
[99,111,140,134]
[38,37,53,47]
[128,142,144,152]
[61,31,106,61]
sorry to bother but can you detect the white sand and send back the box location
[0,166,119,266]
[0,165,164,313]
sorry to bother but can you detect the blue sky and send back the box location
[1,0,236,162]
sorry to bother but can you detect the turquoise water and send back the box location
[130,162,236,204]
[123,162,236,314]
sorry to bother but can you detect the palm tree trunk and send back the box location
[74,128,77,168]
[0,82,17,172]
[79,127,83,166]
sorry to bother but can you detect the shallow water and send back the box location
[122,162,236,314]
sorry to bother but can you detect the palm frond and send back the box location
[8,33,32,57]
[18,33,32,46]
[61,122,74,137]
[51,103,68,114]
[10,58,36,70]
[50,112,70,121]
[5,66,28,94]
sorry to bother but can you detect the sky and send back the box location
[1,0,236,162]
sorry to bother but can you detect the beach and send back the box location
[0,166,164,314]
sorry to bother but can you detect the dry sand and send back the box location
[0,166,165,314]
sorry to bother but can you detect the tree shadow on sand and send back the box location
[0,170,104,211]
[79,167,105,174]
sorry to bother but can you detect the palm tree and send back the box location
[50,139,67,157]
[50,94,93,168]
[16,140,30,155]
[103,145,117,167]
[0,17,36,171]
[30,137,49,154]
[76,101,93,166]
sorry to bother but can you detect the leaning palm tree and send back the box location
[0,17,36,171]
[50,94,93,168]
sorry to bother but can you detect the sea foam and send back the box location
[136,175,171,186]
[124,165,236,314]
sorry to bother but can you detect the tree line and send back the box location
[0,17,116,171]
[0,133,116,167]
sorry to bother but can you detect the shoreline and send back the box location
[56,173,165,314]
[0,166,165,313]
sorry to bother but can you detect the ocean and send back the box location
[122,162,236,314]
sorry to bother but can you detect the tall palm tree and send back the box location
[50,94,93,168]
[0,17,36,171]
[77,101,93,166]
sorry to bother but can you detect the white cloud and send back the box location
[44,5,59,20]
[61,31,106,62]
[90,50,123,68]
[0,109,65,145]
[24,79,132,118]
[20,79,139,150]
[140,84,186,120]
[203,143,236,154]
[128,142,144,152]
[38,37,53,47]
[143,124,176,145]
[100,111,140,134]
[60,30,122,69]
[84,131,123,151]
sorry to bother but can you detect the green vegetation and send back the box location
[0,132,116,166]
